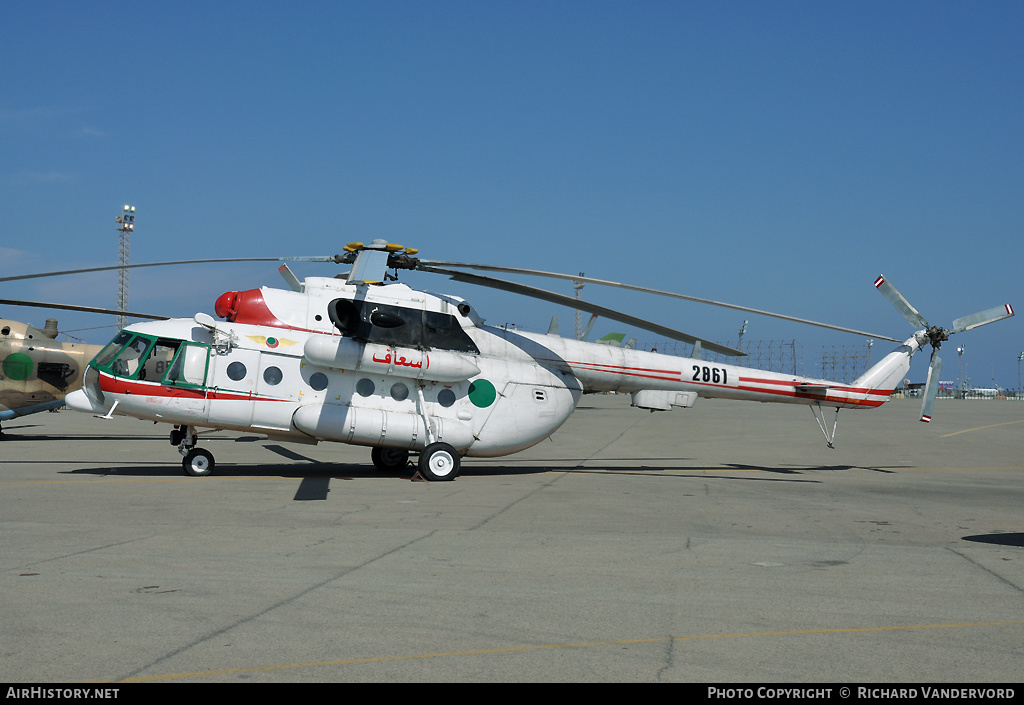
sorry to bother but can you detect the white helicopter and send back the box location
[46,240,1011,480]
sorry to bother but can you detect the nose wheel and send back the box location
[182,447,216,477]
[173,425,216,477]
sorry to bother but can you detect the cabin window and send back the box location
[263,366,283,386]
[309,372,329,391]
[356,378,375,397]
[437,388,456,408]
[227,361,247,381]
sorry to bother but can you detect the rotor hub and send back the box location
[924,325,949,349]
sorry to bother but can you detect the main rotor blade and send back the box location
[0,256,340,284]
[919,351,942,423]
[0,298,168,320]
[873,275,929,329]
[950,304,1014,334]
[421,266,745,357]
[421,260,900,342]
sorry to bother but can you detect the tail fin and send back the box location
[853,337,921,395]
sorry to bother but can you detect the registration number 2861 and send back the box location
[692,365,729,385]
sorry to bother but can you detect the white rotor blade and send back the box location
[874,275,929,329]
[0,256,339,284]
[920,352,942,423]
[950,304,1014,334]
[0,298,167,320]
[420,260,900,341]
[422,266,745,357]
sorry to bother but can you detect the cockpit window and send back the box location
[105,335,153,378]
[94,331,134,369]
[327,299,479,353]
[162,342,209,387]
[91,333,209,387]
[143,340,182,381]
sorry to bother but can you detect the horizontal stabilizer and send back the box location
[795,382,833,395]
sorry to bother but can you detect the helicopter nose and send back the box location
[66,366,109,414]
[65,388,105,414]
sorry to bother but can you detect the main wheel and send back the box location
[371,446,410,472]
[182,448,215,477]
[417,442,461,481]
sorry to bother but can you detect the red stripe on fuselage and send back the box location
[97,372,290,402]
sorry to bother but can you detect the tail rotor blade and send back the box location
[920,352,942,423]
[874,275,929,329]
[950,304,1014,334]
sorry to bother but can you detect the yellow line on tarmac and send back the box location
[121,620,1024,682]
[941,419,1024,437]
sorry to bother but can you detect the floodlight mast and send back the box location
[115,205,136,330]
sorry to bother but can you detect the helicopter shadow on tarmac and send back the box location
[55,457,908,502]
[59,459,555,501]
[55,446,901,483]
[962,532,1024,548]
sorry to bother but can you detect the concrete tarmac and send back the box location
[1,395,1022,683]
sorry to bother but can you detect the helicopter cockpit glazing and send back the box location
[91,331,209,387]
[328,299,479,353]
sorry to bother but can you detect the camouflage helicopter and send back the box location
[0,293,171,435]
[0,317,97,434]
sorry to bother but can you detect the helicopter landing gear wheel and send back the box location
[371,447,410,472]
[417,442,461,481]
[182,448,215,477]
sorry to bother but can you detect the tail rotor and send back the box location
[874,275,1013,423]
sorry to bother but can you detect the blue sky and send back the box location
[3,1,1022,388]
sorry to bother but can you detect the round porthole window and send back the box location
[263,366,283,386]
[309,372,329,391]
[227,361,247,381]
[437,388,456,408]
[356,378,375,397]
[390,382,409,401]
